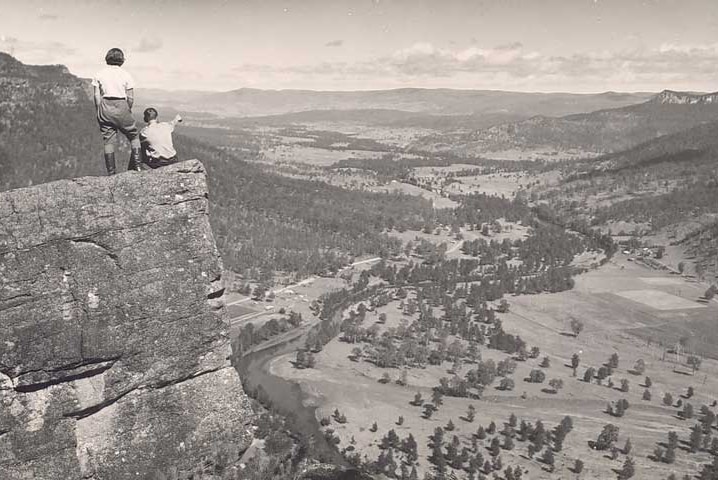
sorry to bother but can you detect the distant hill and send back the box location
[136,86,653,121]
[411,90,718,156]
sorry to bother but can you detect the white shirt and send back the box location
[91,65,135,98]
[140,120,177,160]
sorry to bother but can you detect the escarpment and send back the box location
[0,160,253,479]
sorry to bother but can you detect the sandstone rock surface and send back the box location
[0,160,252,479]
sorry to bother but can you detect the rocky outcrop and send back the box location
[650,89,718,105]
[0,160,253,479]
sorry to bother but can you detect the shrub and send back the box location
[527,369,546,383]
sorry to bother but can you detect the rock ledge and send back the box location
[0,160,252,479]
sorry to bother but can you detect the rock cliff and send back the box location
[649,89,718,105]
[0,160,253,479]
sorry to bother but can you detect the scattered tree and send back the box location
[527,369,546,383]
[570,318,584,337]
[632,359,646,375]
[595,424,620,450]
[498,378,515,391]
[571,354,580,376]
[548,378,564,393]
[682,402,694,419]
[620,379,630,393]
[466,404,476,423]
[618,457,635,480]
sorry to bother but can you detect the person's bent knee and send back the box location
[103,143,115,154]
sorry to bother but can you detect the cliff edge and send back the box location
[0,160,253,479]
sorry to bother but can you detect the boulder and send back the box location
[0,160,252,479]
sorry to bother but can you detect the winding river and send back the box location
[235,317,350,466]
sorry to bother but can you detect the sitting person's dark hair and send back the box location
[105,48,125,66]
[143,107,158,123]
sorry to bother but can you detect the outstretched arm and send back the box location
[170,114,183,127]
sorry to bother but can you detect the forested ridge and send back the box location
[0,52,103,190]
[175,135,438,277]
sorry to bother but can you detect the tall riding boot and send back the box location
[128,147,142,172]
[104,152,116,175]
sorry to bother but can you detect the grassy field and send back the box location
[271,254,718,479]
[369,181,459,209]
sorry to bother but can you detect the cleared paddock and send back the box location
[614,289,705,310]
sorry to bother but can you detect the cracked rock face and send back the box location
[0,160,253,479]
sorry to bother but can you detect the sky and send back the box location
[1,0,718,93]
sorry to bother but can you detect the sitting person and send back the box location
[139,107,182,168]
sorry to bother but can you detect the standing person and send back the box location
[92,48,141,174]
[139,107,182,168]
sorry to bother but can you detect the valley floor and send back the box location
[270,255,718,479]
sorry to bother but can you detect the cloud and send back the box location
[135,37,163,53]
[325,39,343,47]
[0,36,75,64]
[230,41,718,91]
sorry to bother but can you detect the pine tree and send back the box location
[487,421,496,434]
[466,404,476,422]
[668,431,679,450]
[690,423,703,453]
[490,437,501,456]
[429,443,446,473]
[571,353,580,376]
[618,457,635,480]
[664,445,676,464]
[542,448,555,469]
